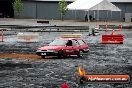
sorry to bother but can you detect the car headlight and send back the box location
[36,49,42,52]
[84,49,89,51]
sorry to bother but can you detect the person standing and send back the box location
[89,15,92,22]
[85,14,88,21]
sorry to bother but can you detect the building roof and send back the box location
[67,0,121,11]
[34,0,75,1]
[32,0,132,2]
[109,0,132,2]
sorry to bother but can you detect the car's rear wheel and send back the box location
[120,42,123,44]
[58,50,64,58]
[77,50,84,57]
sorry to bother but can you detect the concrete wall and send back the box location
[18,1,132,21]
[112,2,132,21]
[125,13,132,22]
[36,2,60,19]
[36,2,86,20]
[18,1,36,18]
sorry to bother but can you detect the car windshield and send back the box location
[49,39,66,46]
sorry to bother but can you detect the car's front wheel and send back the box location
[58,50,64,58]
[77,50,84,57]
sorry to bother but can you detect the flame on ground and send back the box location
[78,66,86,76]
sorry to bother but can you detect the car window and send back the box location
[77,40,86,45]
[72,40,79,46]
[49,39,66,46]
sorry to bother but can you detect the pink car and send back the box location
[36,37,89,58]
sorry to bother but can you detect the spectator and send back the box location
[85,14,88,22]
[123,17,125,22]
[92,28,95,36]
[89,15,92,21]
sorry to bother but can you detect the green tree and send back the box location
[58,0,68,20]
[13,0,23,17]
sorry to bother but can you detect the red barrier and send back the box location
[102,35,124,44]
[102,24,124,44]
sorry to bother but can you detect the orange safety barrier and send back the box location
[102,35,124,44]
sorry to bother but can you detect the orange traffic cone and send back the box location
[111,29,115,35]
[118,25,122,31]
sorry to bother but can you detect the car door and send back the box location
[64,40,80,55]
[77,39,89,52]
